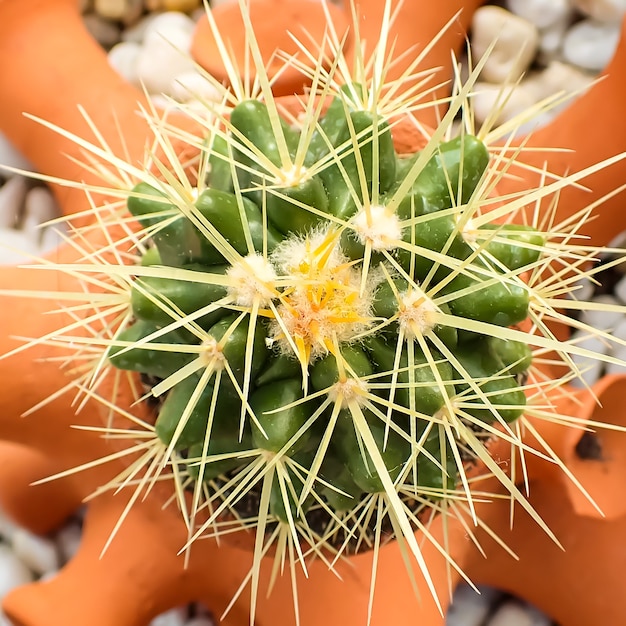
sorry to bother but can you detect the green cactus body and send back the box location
[112,88,542,541]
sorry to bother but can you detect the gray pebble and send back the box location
[0,544,34,597]
[0,176,27,229]
[11,529,60,577]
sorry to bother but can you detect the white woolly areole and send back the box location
[398,290,439,338]
[199,336,226,369]
[226,253,277,307]
[352,204,402,250]
[459,216,479,244]
[328,377,368,408]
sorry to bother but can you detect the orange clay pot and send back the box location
[1,1,626,626]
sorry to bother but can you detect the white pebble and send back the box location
[506,0,571,30]
[169,70,221,103]
[0,176,27,229]
[569,332,608,387]
[0,506,20,542]
[447,584,502,626]
[471,82,537,127]
[143,11,196,40]
[524,603,554,626]
[580,294,625,330]
[23,187,60,232]
[487,601,533,626]
[606,317,626,374]
[572,0,626,22]
[11,529,60,576]
[523,62,593,103]
[136,14,196,95]
[0,132,33,172]
[54,522,82,563]
[108,41,142,86]
[563,19,621,71]
[0,230,39,265]
[122,13,161,44]
[471,6,539,83]
[149,606,188,626]
[0,544,34,597]
[614,274,626,303]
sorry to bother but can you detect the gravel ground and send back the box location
[1,0,625,624]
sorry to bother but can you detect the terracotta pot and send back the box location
[1,2,626,626]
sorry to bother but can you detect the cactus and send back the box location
[4,1,626,623]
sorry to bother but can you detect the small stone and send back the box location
[143,10,197,38]
[0,506,20,542]
[0,176,28,229]
[562,19,621,72]
[108,41,142,86]
[471,82,537,127]
[149,606,188,626]
[0,230,39,265]
[55,522,82,563]
[447,584,503,626]
[136,12,197,94]
[524,602,555,626]
[522,62,594,103]
[23,187,60,232]
[536,18,570,65]
[471,6,539,83]
[581,294,625,331]
[487,601,534,626]
[613,273,626,303]
[121,13,161,43]
[606,317,626,374]
[0,544,34,597]
[0,132,33,173]
[569,332,608,388]
[82,13,123,49]
[506,0,571,30]
[11,529,60,576]
[169,70,221,103]
[572,0,626,22]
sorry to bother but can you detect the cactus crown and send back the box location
[4,1,626,622]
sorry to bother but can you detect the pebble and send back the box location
[108,41,143,86]
[505,0,571,30]
[447,584,503,626]
[0,544,34,597]
[0,176,27,229]
[94,0,140,21]
[471,6,539,83]
[0,132,33,173]
[11,529,60,577]
[136,13,197,94]
[471,82,537,127]
[613,273,626,303]
[487,601,534,626]
[562,19,621,71]
[580,294,625,330]
[572,0,626,22]
[82,13,123,49]
[121,12,162,44]
[23,187,60,235]
[569,332,609,387]
[169,70,222,104]
[54,522,82,562]
[149,606,189,626]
